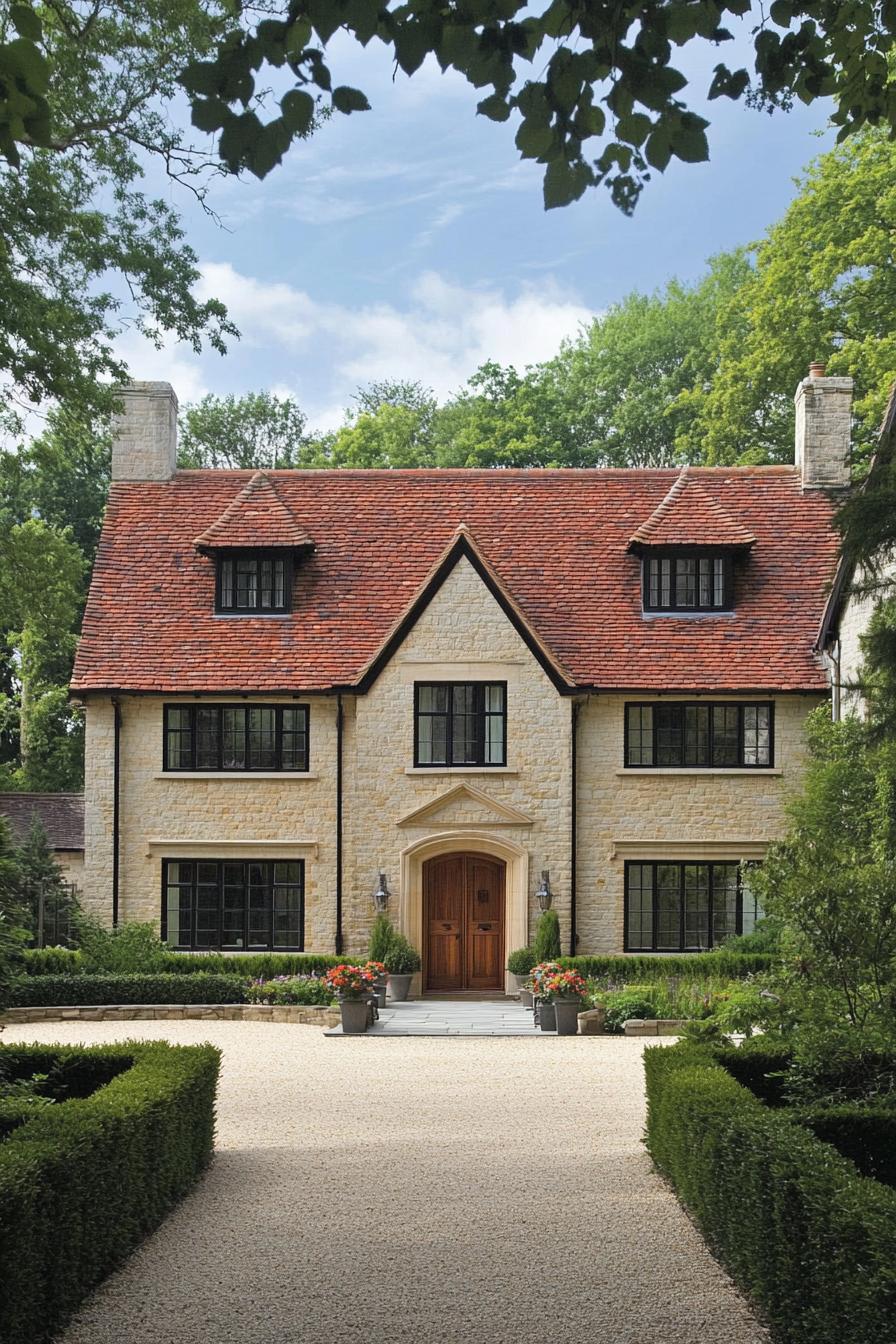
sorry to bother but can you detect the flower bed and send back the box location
[0,1041,220,1344]
[644,1040,896,1344]
[245,975,334,1006]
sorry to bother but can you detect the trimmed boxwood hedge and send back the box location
[20,949,345,978]
[0,1040,220,1344]
[559,952,773,980]
[8,973,248,1007]
[644,1041,896,1344]
[794,1105,896,1189]
[712,1037,794,1107]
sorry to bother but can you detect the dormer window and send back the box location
[216,552,290,614]
[643,553,732,613]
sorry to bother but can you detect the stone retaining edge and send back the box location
[622,1018,688,1036]
[0,1004,341,1027]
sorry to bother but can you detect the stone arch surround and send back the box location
[399,831,530,995]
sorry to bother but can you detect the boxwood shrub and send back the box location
[0,1040,220,1344]
[8,973,248,1007]
[644,1041,896,1344]
[712,1037,794,1107]
[21,948,83,976]
[560,952,773,981]
[794,1105,896,1189]
[158,952,344,978]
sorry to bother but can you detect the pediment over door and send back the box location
[396,783,534,829]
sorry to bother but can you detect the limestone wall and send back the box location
[341,556,573,959]
[85,693,339,951]
[575,692,822,953]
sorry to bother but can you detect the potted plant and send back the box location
[533,909,561,963]
[507,946,536,999]
[365,960,388,1008]
[530,960,562,1030]
[368,914,394,1001]
[541,968,589,1035]
[325,963,376,1033]
[384,933,421,1001]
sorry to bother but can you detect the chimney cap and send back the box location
[808,361,827,378]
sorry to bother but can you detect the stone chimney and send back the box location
[110,381,178,482]
[794,362,852,490]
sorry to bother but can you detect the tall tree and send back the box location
[0,519,86,791]
[0,405,110,559]
[179,391,315,469]
[681,130,896,466]
[0,0,256,432]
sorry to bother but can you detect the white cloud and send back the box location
[116,262,594,431]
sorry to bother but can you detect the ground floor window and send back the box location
[624,860,761,952]
[162,859,304,951]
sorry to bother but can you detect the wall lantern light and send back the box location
[536,870,553,911]
[373,871,390,912]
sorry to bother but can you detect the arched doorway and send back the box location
[423,853,505,991]
[400,831,529,995]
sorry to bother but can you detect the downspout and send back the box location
[569,699,579,957]
[112,698,121,928]
[335,693,344,955]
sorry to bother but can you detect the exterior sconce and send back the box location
[536,870,553,911]
[373,871,390,912]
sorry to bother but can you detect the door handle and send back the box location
[477,923,492,931]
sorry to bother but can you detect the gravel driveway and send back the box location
[3,1021,767,1344]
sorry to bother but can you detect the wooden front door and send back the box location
[423,854,505,992]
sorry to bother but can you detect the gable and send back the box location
[397,783,535,829]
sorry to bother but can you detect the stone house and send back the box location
[816,383,896,718]
[70,371,845,991]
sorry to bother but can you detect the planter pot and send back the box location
[538,1000,556,1031]
[509,972,528,995]
[339,999,369,1034]
[553,999,583,1035]
[373,985,387,1009]
[387,972,413,1002]
[519,988,534,1009]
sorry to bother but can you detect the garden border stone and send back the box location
[623,1018,689,1036]
[0,1004,340,1028]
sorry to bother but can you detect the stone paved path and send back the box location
[329,996,545,1035]
[4,1021,768,1344]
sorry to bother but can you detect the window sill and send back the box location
[405,766,519,776]
[616,768,782,776]
[155,772,319,781]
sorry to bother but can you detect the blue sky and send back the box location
[121,24,834,432]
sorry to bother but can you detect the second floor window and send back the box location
[415,683,506,767]
[217,552,290,612]
[625,702,773,768]
[164,704,309,772]
[644,553,731,612]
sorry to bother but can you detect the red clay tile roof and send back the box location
[193,471,314,551]
[629,467,757,549]
[0,793,84,850]
[71,467,839,694]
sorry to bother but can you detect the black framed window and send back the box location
[624,702,773,768]
[643,553,732,612]
[217,552,290,612]
[162,859,304,951]
[414,682,506,766]
[625,861,762,952]
[164,705,309,772]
